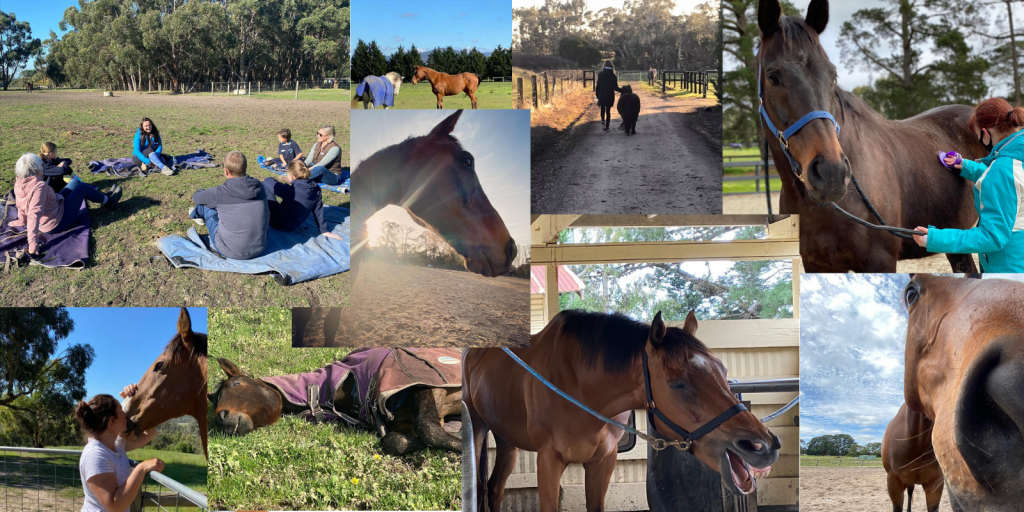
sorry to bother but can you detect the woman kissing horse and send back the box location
[758,0,984,272]
[123,307,208,457]
[903,275,1024,511]
[411,66,481,109]
[464,310,780,512]
[882,403,944,512]
[350,109,516,277]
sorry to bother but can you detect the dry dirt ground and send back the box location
[531,82,721,214]
[326,262,530,347]
[801,466,953,512]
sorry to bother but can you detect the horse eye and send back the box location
[230,382,240,387]
[905,286,919,306]
[767,72,781,86]
[460,154,473,168]
[670,382,687,390]
[154,362,164,372]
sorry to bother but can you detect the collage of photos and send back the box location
[0,0,1023,510]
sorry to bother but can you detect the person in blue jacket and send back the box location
[914,97,1024,272]
[132,117,177,176]
[262,160,342,240]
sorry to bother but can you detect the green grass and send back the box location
[207,308,461,511]
[0,91,350,306]
[351,81,514,109]
[800,455,884,467]
[724,178,781,194]
[637,78,719,101]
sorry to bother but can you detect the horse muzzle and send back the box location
[215,410,255,436]
[464,240,516,278]
[719,433,781,496]
[805,154,852,203]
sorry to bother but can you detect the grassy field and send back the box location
[637,78,719,100]
[723,146,773,194]
[351,81,515,109]
[207,308,461,511]
[800,455,885,468]
[0,91,350,306]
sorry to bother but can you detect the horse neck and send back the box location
[534,341,648,418]
[423,67,440,82]
[352,159,406,244]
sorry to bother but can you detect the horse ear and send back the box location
[178,307,195,348]
[758,0,783,38]
[218,358,242,377]
[429,110,464,138]
[683,310,699,336]
[649,311,667,345]
[805,0,829,34]
[207,393,218,406]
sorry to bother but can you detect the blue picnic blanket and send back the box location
[257,155,350,194]
[156,205,350,285]
[89,149,218,176]
[355,75,395,108]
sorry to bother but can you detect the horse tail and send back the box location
[350,96,361,108]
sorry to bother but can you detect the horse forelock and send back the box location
[165,331,208,365]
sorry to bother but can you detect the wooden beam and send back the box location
[530,215,581,245]
[569,214,785,228]
[665,318,799,348]
[543,264,558,325]
[766,215,799,239]
[531,239,800,265]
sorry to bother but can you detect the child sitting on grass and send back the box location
[263,160,342,240]
[188,151,269,260]
[265,128,303,169]
[39,142,75,193]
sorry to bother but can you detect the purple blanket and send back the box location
[0,200,90,269]
[89,149,218,176]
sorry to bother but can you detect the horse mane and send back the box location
[557,310,709,374]
[165,330,208,364]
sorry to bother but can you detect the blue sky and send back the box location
[5,0,72,70]
[800,274,1024,446]
[352,0,511,56]
[350,109,530,250]
[56,308,208,400]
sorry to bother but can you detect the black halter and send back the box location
[641,349,748,450]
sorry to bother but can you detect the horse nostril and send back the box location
[505,239,517,263]
[216,410,229,423]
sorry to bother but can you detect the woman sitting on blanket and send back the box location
[304,125,345,186]
[263,160,342,240]
[11,153,121,260]
[133,117,177,176]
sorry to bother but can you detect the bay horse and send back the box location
[351,109,516,277]
[411,65,480,109]
[124,307,208,457]
[207,356,462,455]
[758,0,984,272]
[464,310,780,512]
[882,403,944,512]
[903,275,1024,511]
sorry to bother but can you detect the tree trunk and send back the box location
[900,0,915,115]
[1007,0,1021,106]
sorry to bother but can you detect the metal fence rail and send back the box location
[0,446,206,511]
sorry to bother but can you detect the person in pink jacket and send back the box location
[10,154,122,259]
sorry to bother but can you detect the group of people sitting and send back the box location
[8,117,346,263]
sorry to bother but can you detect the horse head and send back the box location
[646,311,781,496]
[207,358,283,436]
[125,307,208,454]
[758,0,852,202]
[903,275,1024,510]
[411,66,428,85]
[620,84,633,95]
[385,71,403,95]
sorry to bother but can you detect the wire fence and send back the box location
[12,79,351,96]
[0,447,207,512]
[800,456,885,468]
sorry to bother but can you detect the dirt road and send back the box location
[531,83,721,214]
[328,262,530,347]
[801,466,953,512]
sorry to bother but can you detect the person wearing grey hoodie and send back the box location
[188,151,269,260]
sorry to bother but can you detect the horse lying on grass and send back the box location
[208,348,462,455]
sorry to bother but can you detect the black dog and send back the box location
[616,85,641,135]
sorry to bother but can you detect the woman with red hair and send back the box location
[913,97,1024,272]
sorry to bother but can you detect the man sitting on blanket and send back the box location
[188,151,269,260]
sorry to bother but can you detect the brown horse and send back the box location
[207,358,462,455]
[883,403,944,512]
[411,66,480,109]
[758,0,983,272]
[464,310,780,512]
[124,307,208,457]
[351,109,516,277]
[903,275,1024,511]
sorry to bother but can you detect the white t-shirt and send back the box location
[79,436,133,512]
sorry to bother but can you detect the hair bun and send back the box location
[1009,107,1024,128]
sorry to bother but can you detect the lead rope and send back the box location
[821,174,925,240]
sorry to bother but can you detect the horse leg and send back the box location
[381,423,426,455]
[412,388,461,452]
[322,307,341,346]
[582,451,617,512]
[886,473,905,512]
[535,447,568,512]
[945,253,978,273]
[436,92,443,109]
[906,485,914,512]
[469,407,490,512]
[924,479,944,512]
[486,434,519,512]
[468,90,478,109]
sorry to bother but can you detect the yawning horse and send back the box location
[411,66,481,109]
[464,310,780,512]
[124,307,208,457]
[883,403,944,512]
[351,109,516,277]
[758,0,984,272]
[903,275,1024,511]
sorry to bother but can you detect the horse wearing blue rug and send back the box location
[352,72,401,109]
[208,347,463,455]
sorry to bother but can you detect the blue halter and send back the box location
[757,64,841,176]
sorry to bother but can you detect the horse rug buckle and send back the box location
[306,383,326,422]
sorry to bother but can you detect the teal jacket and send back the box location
[928,130,1024,272]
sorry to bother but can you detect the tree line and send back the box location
[724,0,1022,145]
[351,39,512,83]
[3,0,349,92]
[801,434,882,458]
[512,0,720,72]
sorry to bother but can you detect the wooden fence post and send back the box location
[295,81,299,100]
[517,77,524,108]
[531,75,538,108]
[543,72,549,104]
[662,75,666,94]
[703,72,708,98]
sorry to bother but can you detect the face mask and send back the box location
[980,129,993,152]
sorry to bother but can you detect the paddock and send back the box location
[349,81,514,109]
[496,214,801,512]
[800,466,953,512]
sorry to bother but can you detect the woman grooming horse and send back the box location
[303,125,345,186]
[410,66,480,109]
[76,386,165,512]
[912,98,1024,272]
[133,117,177,176]
[595,60,623,131]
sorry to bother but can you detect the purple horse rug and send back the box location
[260,347,462,434]
[0,197,90,269]
[88,149,218,177]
